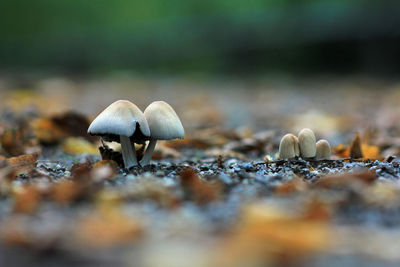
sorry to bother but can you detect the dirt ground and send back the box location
[0,75,399,267]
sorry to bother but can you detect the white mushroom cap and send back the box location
[144,101,184,140]
[316,139,331,159]
[298,128,316,158]
[88,100,150,142]
[278,133,299,159]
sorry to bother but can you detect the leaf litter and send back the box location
[0,76,399,267]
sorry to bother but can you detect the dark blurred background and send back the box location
[1,0,400,76]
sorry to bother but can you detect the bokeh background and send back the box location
[1,0,400,75]
[1,0,400,148]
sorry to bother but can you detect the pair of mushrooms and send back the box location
[88,100,184,168]
[278,128,331,159]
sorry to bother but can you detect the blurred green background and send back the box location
[1,0,400,75]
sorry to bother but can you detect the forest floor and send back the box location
[0,75,399,267]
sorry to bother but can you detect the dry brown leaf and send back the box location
[275,178,308,195]
[31,118,65,144]
[7,154,38,176]
[51,180,85,205]
[350,132,363,159]
[0,129,23,155]
[70,162,92,182]
[180,167,221,205]
[332,144,349,158]
[32,112,94,145]
[13,185,42,214]
[302,200,331,222]
[333,139,381,160]
[0,157,15,181]
[51,111,94,141]
[314,171,377,189]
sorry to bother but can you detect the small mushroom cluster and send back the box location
[88,100,184,169]
[278,128,331,159]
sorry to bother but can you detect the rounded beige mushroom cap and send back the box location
[298,128,316,158]
[278,134,299,159]
[88,100,150,142]
[144,101,184,140]
[316,139,331,159]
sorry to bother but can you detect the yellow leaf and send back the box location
[62,137,98,155]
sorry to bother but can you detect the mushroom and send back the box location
[140,101,184,166]
[298,128,316,158]
[278,134,300,159]
[88,100,150,169]
[316,139,331,159]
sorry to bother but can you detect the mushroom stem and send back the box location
[120,135,138,169]
[140,139,157,166]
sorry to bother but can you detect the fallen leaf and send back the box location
[31,118,65,144]
[62,137,99,155]
[71,161,92,182]
[51,180,85,205]
[275,178,308,195]
[314,171,377,189]
[361,144,381,160]
[51,111,95,141]
[302,200,331,222]
[13,185,42,214]
[0,129,23,155]
[180,167,221,205]
[7,154,38,175]
[333,138,381,160]
[332,144,349,158]
[350,132,363,159]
